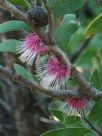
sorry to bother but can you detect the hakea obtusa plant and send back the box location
[0,0,102,135]
[17,32,89,117]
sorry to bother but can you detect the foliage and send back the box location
[0,0,102,136]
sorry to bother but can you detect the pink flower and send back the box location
[17,33,48,65]
[65,97,88,117]
[36,56,70,89]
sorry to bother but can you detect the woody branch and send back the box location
[0,0,48,43]
[0,64,102,100]
[43,0,56,45]
[0,65,79,99]
[0,0,102,101]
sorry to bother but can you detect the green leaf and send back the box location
[64,116,81,127]
[87,33,102,51]
[76,49,95,68]
[55,23,78,46]
[88,0,102,16]
[14,64,35,81]
[62,14,76,25]
[55,14,78,54]
[85,13,102,37]
[41,128,89,136]
[85,132,98,136]
[52,0,84,18]
[68,27,85,54]
[49,109,64,122]
[8,0,31,9]
[49,108,81,127]
[89,99,102,124]
[0,40,19,52]
[48,0,54,6]
[90,69,102,91]
[0,20,32,33]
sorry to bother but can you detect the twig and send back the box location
[48,46,102,100]
[0,65,79,99]
[0,0,102,101]
[83,117,102,136]
[70,37,92,63]
[0,0,48,43]
[43,0,55,45]
[0,0,30,26]
[0,62,102,101]
[71,65,102,100]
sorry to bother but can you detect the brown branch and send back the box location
[83,117,102,136]
[0,65,79,99]
[0,0,102,102]
[0,46,101,100]
[43,0,56,45]
[0,44,102,101]
[0,0,30,26]
[71,66,102,100]
[70,37,92,63]
[48,46,102,100]
[0,0,48,43]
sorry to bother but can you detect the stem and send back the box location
[43,0,56,45]
[0,0,102,102]
[0,0,48,43]
[0,0,30,25]
[0,65,79,99]
[83,117,102,136]
[48,46,102,100]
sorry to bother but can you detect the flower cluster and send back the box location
[36,56,70,90]
[65,96,88,117]
[17,33,88,117]
[17,33,71,90]
[17,33,48,65]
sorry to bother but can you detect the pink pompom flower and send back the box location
[36,56,71,90]
[17,33,48,65]
[65,97,88,117]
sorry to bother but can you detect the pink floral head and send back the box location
[65,97,88,117]
[17,33,48,65]
[36,56,71,90]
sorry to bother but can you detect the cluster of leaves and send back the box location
[0,0,102,136]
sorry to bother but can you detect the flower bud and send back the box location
[27,6,48,27]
